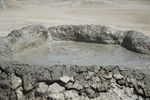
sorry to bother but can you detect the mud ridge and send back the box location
[0,24,150,60]
[48,25,150,54]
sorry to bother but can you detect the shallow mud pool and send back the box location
[13,41,150,66]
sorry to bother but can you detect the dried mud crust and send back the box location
[0,62,150,100]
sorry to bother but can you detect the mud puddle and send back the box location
[12,41,150,66]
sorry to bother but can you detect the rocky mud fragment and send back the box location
[122,31,150,54]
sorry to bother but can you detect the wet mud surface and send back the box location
[13,41,150,66]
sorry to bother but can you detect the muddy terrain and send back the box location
[0,0,150,100]
[0,24,149,100]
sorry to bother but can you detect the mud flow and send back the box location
[13,41,150,66]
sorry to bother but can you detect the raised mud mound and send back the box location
[0,25,150,100]
[49,25,150,54]
[0,25,48,59]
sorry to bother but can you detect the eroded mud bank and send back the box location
[0,25,150,100]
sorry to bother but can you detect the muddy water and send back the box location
[13,41,150,66]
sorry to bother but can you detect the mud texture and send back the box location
[0,25,150,100]
[0,62,150,100]
[48,25,150,54]
[0,25,48,59]
[0,25,150,56]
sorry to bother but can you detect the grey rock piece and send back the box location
[48,83,65,93]
[16,87,25,100]
[11,73,22,90]
[122,31,150,54]
[60,76,74,83]
[37,82,48,93]
[114,74,124,80]
[48,93,65,100]
[64,90,80,100]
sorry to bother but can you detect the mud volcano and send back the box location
[0,25,150,100]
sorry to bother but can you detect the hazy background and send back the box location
[0,0,150,36]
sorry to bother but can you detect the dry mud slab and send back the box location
[0,25,150,100]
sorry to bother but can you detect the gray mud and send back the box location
[0,1,150,100]
[0,25,150,100]
[13,41,150,66]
